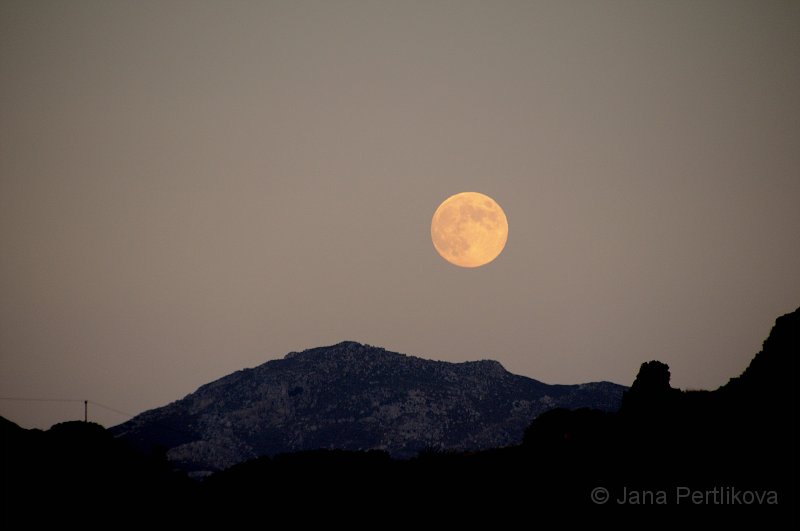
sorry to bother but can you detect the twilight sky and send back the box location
[2,1,799,429]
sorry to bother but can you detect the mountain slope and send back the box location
[112,341,625,473]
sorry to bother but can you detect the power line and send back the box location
[0,396,247,457]
[0,397,136,421]
[87,401,136,419]
[0,397,84,403]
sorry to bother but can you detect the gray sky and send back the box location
[2,0,798,429]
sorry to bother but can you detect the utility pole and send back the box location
[84,400,88,422]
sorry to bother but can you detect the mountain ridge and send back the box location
[112,341,626,474]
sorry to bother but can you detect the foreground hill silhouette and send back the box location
[1,417,195,517]
[111,342,625,474]
[2,307,796,522]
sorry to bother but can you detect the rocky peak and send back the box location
[284,341,386,360]
[112,343,626,474]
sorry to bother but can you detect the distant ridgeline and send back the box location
[110,342,625,474]
[3,307,796,521]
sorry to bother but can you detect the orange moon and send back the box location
[431,192,509,268]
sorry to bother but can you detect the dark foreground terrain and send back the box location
[2,308,796,523]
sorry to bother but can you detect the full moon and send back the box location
[431,192,509,268]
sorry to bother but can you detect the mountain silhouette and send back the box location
[518,306,797,516]
[111,341,625,474]
[721,306,796,401]
[2,307,796,523]
[204,307,796,522]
